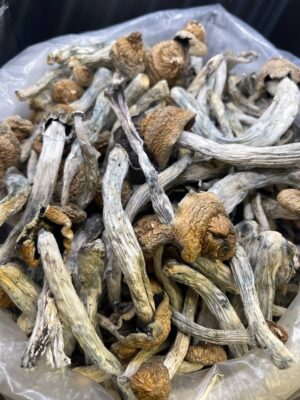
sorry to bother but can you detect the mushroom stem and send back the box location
[163,261,248,356]
[103,146,154,325]
[73,365,110,383]
[153,246,183,310]
[97,314,125,341]
[129,80,169,116]
[0,170,30,227]
[163,288,197,378]
[71,45,112,67]
[15,66,70,101]
[251,192,270,230]
[273,305,287,317]
[26,150,38,184]
[38,230,123,375]
[172,77,299,146]
[177,130,300,169]
[105,85,174,224]
[230,244,294,369]
[208,90,234,137]
[21,279,70,369]
[47,42,105,65]
[172,308,254,345]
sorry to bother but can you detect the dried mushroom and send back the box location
[185,342,227,365]
[51,79,84,104]
[257,58,300,89]
[175,20,207,57]
[0,124,21,169]
[3,115,33,141]
[72,65,94,87]
[277,188,300,214]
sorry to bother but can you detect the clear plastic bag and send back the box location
[0,4,300,400]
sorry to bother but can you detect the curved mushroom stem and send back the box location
[163,288,198,378]
[251,192,271,230]
[208,90,233,137]
[103,146,154,325]
[172,308,254,345]
[172,77,299,146]
[47,42,105,65]
[209,169,300,214]
[230,244,294,369]
[97,314,125,341]
[0,169,30,227]
[38,230,123,375]
[153,246,183,310]
[73,365,110,384]
[70,45,112,68]
[262,196,300,220]
[15,66,70,101]
[105,85,174,224]
[163,261,248,356]
[26,150,38,184]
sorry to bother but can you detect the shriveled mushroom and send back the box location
[172,191,237,263]
[0,123,21,169]
[110,32,146,79]
[72,65,94,87]
[277,188,300,214]
[51,79,84,104]
[175,20,207,57]
[185,342,227,365]
[3,115,33,141]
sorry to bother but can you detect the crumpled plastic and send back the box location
[0,4,300,400]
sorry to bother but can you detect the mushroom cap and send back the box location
[140,106,195,169]
[51,79,84,104]
[72,65,94,88]
[130,361,171,400]
[257,58,300,87]
[277,188,300,214]
[110,31,146,79]
[185,343,227,365]
[172,191,237,263]
[267,320,288,343]
[0,124,21,169]
[183,20,206,42]
[47,103,75,124]
[0,287,14,308]
[59,203,87,224]
[4,115,33,141]
[111,342,139,362]
[146,40,186,86]
[134,215,175,254]
[175,20,208,57]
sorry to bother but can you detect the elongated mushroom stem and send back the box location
[230,244,294,369]
[163,261,248,356]
[70,45,112,68]
[105,85,174,224]
[47,42,105,65]
[0,169,30,227]
[208,90,234,137]
[38,230,123,375]
[172,308,254,345]
[129,80,169,116]
[103,146,154,325]
[21,279,70,369]
[251,192,270,230]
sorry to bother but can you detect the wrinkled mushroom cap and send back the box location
[185,343,227,365]
[3,116,33,141]
[277,188,300,214]
[172,192,237,262]
[134,215,175,254]
[59,203,87,224]
[257,58,300,88]
[0,287,14,308]
[47,103,75,124]
[111,341,139,362]
[51,79,84,104]
[110,32,146,79]
[140,106,195,169]
[130,361,171,400]
[146,40,186,86]
[175,20,207,57]
[267,320,288,343]
[0,124,21,169]
[72,65,94,88]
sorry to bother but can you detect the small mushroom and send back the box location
[185,342,227,365]
[277,188,300,214]
[72,65,94,87]
[175,20,207,57]
[110,32,146,79]
[257,58,300,89]
[51,79,84,104]
[172,191,237,263]
[140,106,195,169]
[129,361,171,400]
[0,124,21,169]
[3,116,33,141]
[146,40,185,86]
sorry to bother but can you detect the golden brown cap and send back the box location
[47,103,75,124]
[0,124,21,169]
[277,188,300,214]
[111,342,139,362]
[183,20,206,42]
[257,58,300,88]
[130,361,171,400]
[3,116,33,141]
[51,79,84,104]
[172,191,237,263]
[110,31,146,79]
[72,65,94,88]
[146,40,185,86]
[175,20,207,57]
[140,106,195,169]
[185,343,227,365]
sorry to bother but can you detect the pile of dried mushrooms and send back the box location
[0,19,300,400]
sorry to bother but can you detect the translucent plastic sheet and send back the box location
[0,4,300,400]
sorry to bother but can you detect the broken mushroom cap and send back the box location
[172,191,237,263]
[0,124,21,169]
[277,188,300,214]
[0,287,14,308]
[110,31,146,79]
[72,65,94,88]
[47,103,76,125]
[140,106,195,169]
[20,238,40,268]
[267,320,288,343]
[134,215,175,255]
[51,79,84,104]
[146,40,186,86]
[3,115,33,141]
[129,361,171,400]
[185,342,227,365]
[257,58,300,88]
[111,342,139,362]
[175,20,208,57]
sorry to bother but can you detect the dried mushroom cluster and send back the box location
[1,19,300,400]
